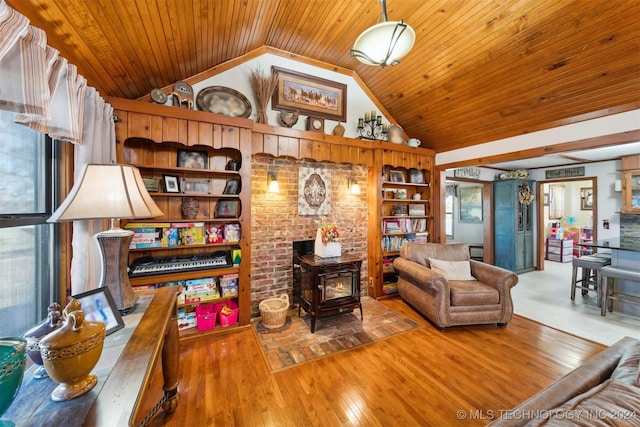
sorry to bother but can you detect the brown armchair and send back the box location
[393,242,518,330]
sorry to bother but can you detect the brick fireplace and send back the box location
[250,155,368,317]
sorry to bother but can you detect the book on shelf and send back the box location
[383,218,426,234]
[408,204,426,216]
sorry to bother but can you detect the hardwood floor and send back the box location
[147,298,605,426]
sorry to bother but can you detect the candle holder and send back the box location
[357,113,388,141]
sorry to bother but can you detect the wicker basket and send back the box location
[259,294,289,329]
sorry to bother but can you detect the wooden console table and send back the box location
[2,286,180,427]
[297,254,363,333]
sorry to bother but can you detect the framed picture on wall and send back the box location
[271,66,347,121]
[581,187,593,210]
[459,186,483,223]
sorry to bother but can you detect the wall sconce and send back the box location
[348,175,361,194]
[268,172,280,193]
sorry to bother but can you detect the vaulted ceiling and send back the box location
[8,0,640,153]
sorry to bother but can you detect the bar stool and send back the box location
[599,265,640,316]
[570,255,611,304]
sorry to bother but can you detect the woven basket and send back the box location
[259,294,289,329]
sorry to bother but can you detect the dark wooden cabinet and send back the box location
[297,254,363,333]
[494,179,535,273]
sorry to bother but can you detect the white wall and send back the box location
[435,110,640,166]
[168,53,398,140]
[446,181,485,244]
[531,160,622,241]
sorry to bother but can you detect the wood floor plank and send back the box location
[146,298,606,426]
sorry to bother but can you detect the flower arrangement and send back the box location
[519,185,535,205]
[318,220,340,244]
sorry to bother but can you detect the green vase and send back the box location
[0,337,27,425]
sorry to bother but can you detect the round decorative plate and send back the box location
[150,88,167,104]
[196,86,252,118]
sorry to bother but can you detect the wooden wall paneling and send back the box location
[150,115,163,142]
[212,124,223,148]
[237,127,253,325]
[329,143,343,164]
[367,149,384,297]
[622,155,639,170]
[154,142,175,168]
[221,126,240,149]
[298,138,314,160]
[312,140,331,163]
[251,132,265,155]
[195,122,214,148]
[114,110,128,163]
[278,135,299,159]
[161,117,179,143]
[358,148,373,166]
[262,133,278,156]
[187,121,199,147]
[128,112,152,140]
[341,145,354,164]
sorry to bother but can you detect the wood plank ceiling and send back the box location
[7,0,640,153]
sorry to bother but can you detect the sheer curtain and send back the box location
[0,0,115,294]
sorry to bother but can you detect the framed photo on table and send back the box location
[72,287,124,336]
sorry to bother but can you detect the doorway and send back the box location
[536,177,597,270]
[444,178,493,264]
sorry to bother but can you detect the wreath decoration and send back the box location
[519,185,535,205]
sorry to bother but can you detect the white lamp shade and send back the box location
[49,164,163,222]
[352,21,416,66]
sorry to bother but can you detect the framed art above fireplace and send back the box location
[271,66,347,121]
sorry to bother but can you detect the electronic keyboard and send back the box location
[128,251,232,277]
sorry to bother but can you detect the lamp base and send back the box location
[95,228,138,314]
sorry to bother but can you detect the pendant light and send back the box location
[350,0,416,67]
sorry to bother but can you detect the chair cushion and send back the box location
[401,242,469,265]
[428,258,475,281]
[449,280,500,305]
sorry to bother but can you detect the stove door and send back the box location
[318,269,357,302]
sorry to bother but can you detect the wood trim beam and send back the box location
[436,130,640,171]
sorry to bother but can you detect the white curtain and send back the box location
[549,184,565,219]
[0,0,115,294]
[71,88,115,295]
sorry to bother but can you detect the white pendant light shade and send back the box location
[352,20,416,67]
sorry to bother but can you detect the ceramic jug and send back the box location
[407,138,421,147]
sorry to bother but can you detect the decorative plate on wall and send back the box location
[196,86,252,118]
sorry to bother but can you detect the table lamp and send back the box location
[49,163,163,314]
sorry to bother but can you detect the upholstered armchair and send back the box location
[393,242,518,330]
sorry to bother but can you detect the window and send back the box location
[445,185,455,239]
[0,110,60,337]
